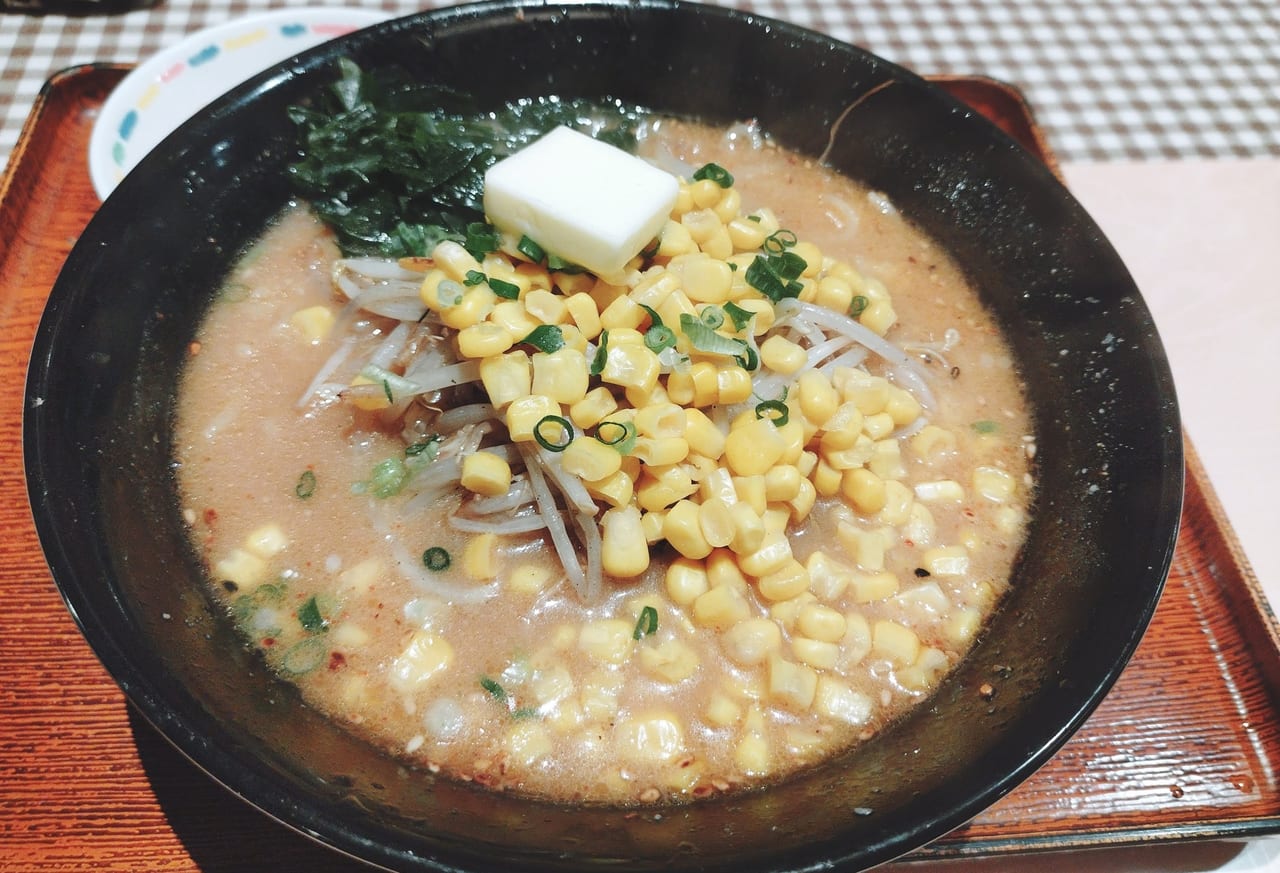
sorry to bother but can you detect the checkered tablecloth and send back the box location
[2,0,1279,173]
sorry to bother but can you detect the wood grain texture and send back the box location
[0,67,1277,871]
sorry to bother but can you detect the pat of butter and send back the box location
[483,126,679,279]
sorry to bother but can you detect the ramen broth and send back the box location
[175,120,1034,803]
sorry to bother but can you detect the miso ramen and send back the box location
[175,118,1035,804]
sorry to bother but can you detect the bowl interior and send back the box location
[25,2,1183,870]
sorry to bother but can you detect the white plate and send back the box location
[89,7,390,200]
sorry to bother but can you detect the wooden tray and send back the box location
[2,66,1277,871]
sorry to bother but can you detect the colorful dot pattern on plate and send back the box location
[110,20,364,174]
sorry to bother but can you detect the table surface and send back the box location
[3,1,1280,871]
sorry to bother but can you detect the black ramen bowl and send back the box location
[25,1,1182,870]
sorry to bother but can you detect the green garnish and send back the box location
[692,162,734,188]
[595,420,637,455]
[422,546,451,571]
[645,324,677,354]
[546,253,586,274]
[405,435,442,458]
[281,637,327,675]
[755,399,790,427]
[534,415,574,452]
[517,235,546,262]
[286,57,648,259]
[744,254,805,303]
[382,379,395,404]
[633,606,659,639]
[488,277,521,300]
[762,228,798,254]
[972,420,999,434]
[722,301,755,332]
[700,306,726,330]
[294,470,317,499]
[849,295,870,317]
[519,324,565,353]
[480,675,508,702]
[590,330,610,375]
[297,596,329,634]
[463,269,486,286]
[678,314,752,362]
[359,457,409,498]
[463,223,501,260]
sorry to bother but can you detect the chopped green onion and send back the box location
[517,235,545,262]
[297,596,329,634]
[633,605,659,639]
[534,415,574,452]
[744,256,803,303]
[692,162,734,188]
[512,706,540,720]
[723,301,755,332]
[479,675,508,703]
[590,330,610,375]
[546,253,585,274]
[762,229,798,254]
[645,324,677,354]
[747,214,762,223]
[519,324,565,353]
[700,305,726,330]
[294,470,317,499]
[595,420,637,455]
[405,435,442,458]
[640,236,661,259]
[464,222,500,260]
[679,313,751,360]
[382,380,395,404]
[773,251,808,280]
[463,269,486,287]
[280,637,327,675]
[735,343,760,372]
[755,399,790,427]
[489,277,521,300]
[364,457,409,498]
[637,303,664,328]
[849,295,870,317]
[422,546,451,571]
[972,420,999,435]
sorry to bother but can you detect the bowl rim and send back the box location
[26,1,1184,870]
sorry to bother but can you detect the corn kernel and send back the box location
[738,529,793,578]
[388,631,454,693]
[489,299,541,339]
[871,620,920,666]
[505,394,561,443]
[290,305,335,341]
[601,505,649,577]
[759,335,807,374]
[460,451,512,497]
[439,286,496,331]
[757,559,810,602]
[722,618,783,666]
[915,479,966,502]
[768,655,818,711]
[664,499,713,560]
[692,584,750,630]
[601,343,660,394]
[568,386,619,429]
[860,299,897,335]
[724,417,787,477]
[245,523,288,559]
[215,548,267,591]
[640,640,700,683]
[923,545,971,577]
[657,219,697,257]
[562,436,623,482]
[531,348,590,405]
[508,562,554,595]
[705,692,743,727]
[457,322,515,359]
[805,551,851,601]
[911,425,957,463]
[462,533,498,580]
[973,465,1017,502]
[732,474,768,516]
[706,549,750,591]
[851,571,900,603]
[480,350,531,409]
[684,408,726,459]
[666,557,710,605]
[798,603,847,643]
[764,465,803,502]
[814,677,873,725]
[842,468,887,514]
[682,257,733,303]
[578,619,636,666]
